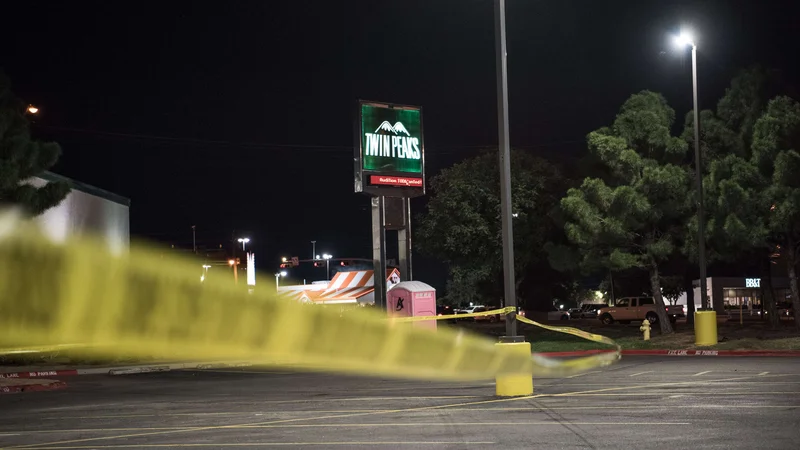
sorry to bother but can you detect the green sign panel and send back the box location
[360,104,422,174]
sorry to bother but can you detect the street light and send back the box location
[201,264,211,283]
[25,105,39,115]
[274,270,287,292]
[322,253,332,281]
[494,0,518,338]
[237,237,250,252]
[673,29,708,311]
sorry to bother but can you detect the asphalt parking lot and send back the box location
[1,357,799,449]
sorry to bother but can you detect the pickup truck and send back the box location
[598,297,685,325]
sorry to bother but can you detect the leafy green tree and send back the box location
[558,91,690,333]
[686,69,788,326]
[0,73,69,215]
[752,96,800,328]
[416,150,564,308]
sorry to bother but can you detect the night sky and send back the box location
[3,1,799,289]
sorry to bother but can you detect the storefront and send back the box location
[676,277,792,310]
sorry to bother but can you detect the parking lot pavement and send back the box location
[1,357,799,449]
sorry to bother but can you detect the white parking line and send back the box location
[629,371,652,377]
[692,371,712,376]
[566,371,601,379]
[759,372,770,376]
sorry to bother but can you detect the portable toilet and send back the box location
[387,281,437,330]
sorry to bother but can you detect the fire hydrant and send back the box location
[640,319,651,341]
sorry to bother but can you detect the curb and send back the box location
[537,349,800,357]
[0,380,67,395]
[0,361,254,379]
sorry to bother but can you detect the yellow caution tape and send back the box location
[0,218,620,380]
[390,307,515,322]
[516,315,621,370]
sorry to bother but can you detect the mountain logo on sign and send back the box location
[374,121,410,136]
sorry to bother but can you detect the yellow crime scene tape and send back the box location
[0,216,619,380]
[391,307,621,373]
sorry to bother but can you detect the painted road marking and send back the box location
[629,371,652,377]
[543,391,800,396]
[11,372,793,449]
[0,422,694,435]
[566,371,601,379]
[759,372,770,376]
[12,442,498,448]
[693,371,712,376]
[8,394,545,449]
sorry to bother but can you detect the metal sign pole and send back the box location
[372,196,388,310]
[398,197,412,281]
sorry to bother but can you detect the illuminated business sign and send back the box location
[355,101,425,197]
[745,278,760,288]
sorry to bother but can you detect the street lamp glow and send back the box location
[674,31,695,48]
[228,259,235,266]
[202,264,211,269]
[274,271,288,291]
[26,105,39,114]
[237,237,250,251]
[281,257,287,262]
[322,254,333,281]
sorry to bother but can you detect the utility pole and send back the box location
[311,241,317,261]
[192,225,197,254]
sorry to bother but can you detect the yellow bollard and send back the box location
[695,310,718,346]
[639,319,651,340]
[495,341,533,397]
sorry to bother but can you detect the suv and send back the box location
[598,297,685,325]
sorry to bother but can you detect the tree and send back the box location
[660,275,684,305]
[752,96,800,328]
[558,91,690,333]
[0,72,69,215]
[686,69,789,327]
[416,149,564,308]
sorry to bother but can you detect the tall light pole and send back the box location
[237,237,250,252]
[494,0,518,337]
[323,254,332,281]
[674,31,709,310]
[192,225,197,254]
[201,264,211,282]
[275,271,287,292]
[311,241,317,261]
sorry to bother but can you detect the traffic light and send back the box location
[340,261,349,267]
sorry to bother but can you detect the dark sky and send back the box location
[3,0,799,288]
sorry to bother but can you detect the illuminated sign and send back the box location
[369,175,423,187]
[355,101,425,197]
[745,278,760,288]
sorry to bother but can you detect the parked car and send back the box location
[548,306,570,321]
[473,306,500,323]
[568,308,582,318]
[598,297,685,325]
[454,305,485,315]
[579,304,605,319]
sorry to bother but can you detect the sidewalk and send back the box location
[0,377,66,394]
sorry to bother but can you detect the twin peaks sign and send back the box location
[355,101,425,197]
